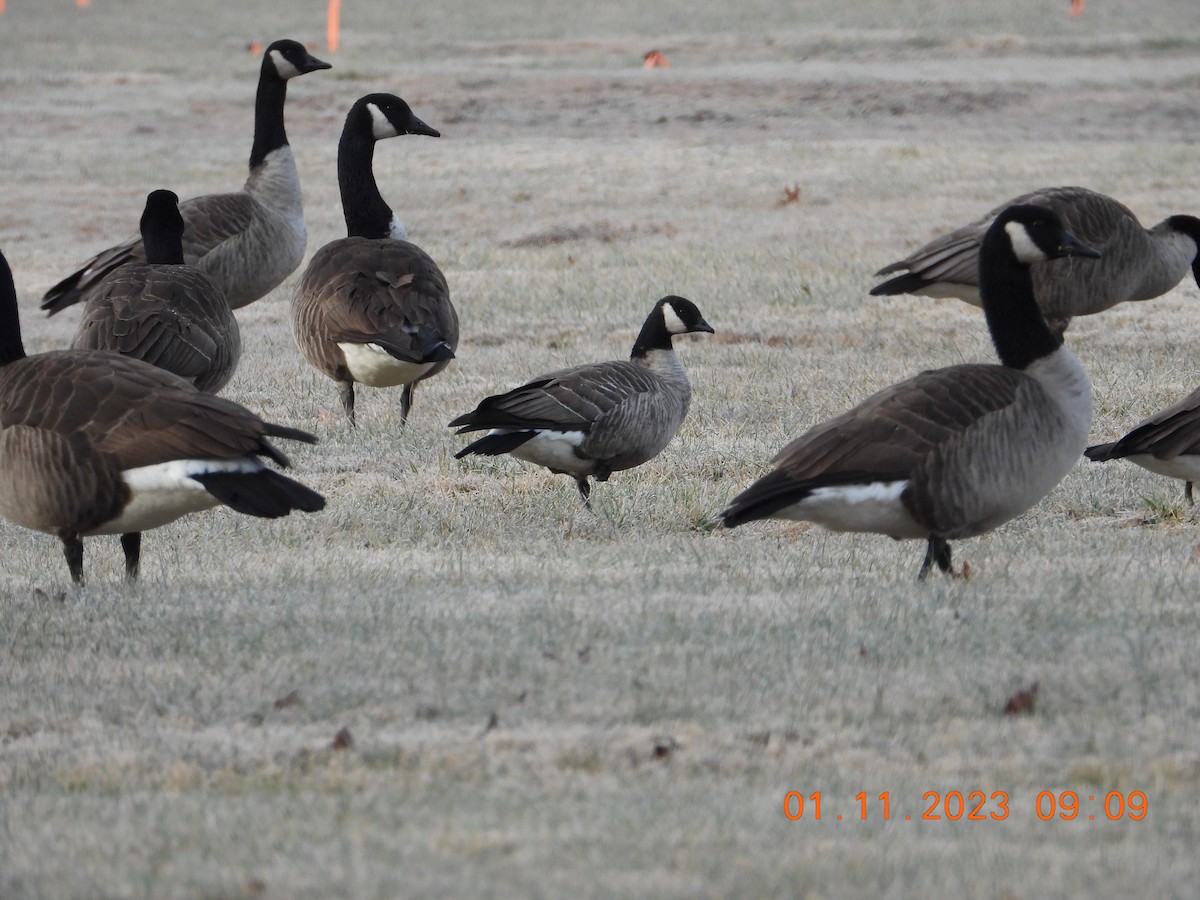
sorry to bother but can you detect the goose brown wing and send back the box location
[724,365,1027,525]
[451,361,655,434]
[1086,385,1200,462]
[301,237,456,351]
[71,266,236,388]
[0,351,299,469]
[773,365,1026,481]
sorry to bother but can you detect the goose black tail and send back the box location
[195,470,326,518]
[454,431,535,459]
[869,273,934,297]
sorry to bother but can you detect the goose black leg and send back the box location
[121,532,142,580]
[60,533,84,584]
[575,477,592,510]
[339,382,357,427]
[1187,481,1194,505]
[918,535,953,581]
[400,382,415,425]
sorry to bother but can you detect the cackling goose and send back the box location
[1085,387,1200,503]
[722,205,1100,579]
[450,295,714,507]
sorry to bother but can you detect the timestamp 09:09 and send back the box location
[783,790,1148,822]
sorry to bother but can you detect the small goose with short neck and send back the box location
[722,205,1100,579]
[0,248,325,584]
[450,296,714,507]
[871,186,1200,334]
[42,39,331,315]
[71,189,241,393]
[1085,386,1200,503]
[292,93,455,427]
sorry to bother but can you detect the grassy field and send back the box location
[4,1,1200,897]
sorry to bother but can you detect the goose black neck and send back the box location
[338,130,394,239]
[0,252,27,365]
[630,307,673,359]
[141,218,186,265]
[980,231,1060,370]
[248,61,289,171]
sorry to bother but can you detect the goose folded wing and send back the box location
[74,278,221,382]
[178,192,258,259]
[453,362,650,433]
[0,353,287,468]
[1094,386,1200,461]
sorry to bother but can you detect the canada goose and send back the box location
[292,93,454,427]
[870,187,1200,332]
[721,205,1100,579]
[70,190,240,393]
[1085,387,1200,503]
[41,39,331,315]
[0,248,325,584]
[450,296,714,507]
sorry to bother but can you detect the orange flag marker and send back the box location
[327,0,341,53]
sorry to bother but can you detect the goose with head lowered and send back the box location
[293,93,455,427]
[721,205,1100,579]
[41,39,331,315]
[71,189,240,393]
[870,186,1200,334]
[1085,387,1200,504]
[450,295,714,508]
[0,248,325,584]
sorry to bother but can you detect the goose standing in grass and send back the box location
[1085,388,1200,504]
[721,205,1100,579]
[71,190,240,393]
[292,93,454,427]
[450,295,714,508]
[870,187,1200,333]
[0,248,325,584]
[41,39,331,315]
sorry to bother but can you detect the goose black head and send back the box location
[139,190,186,265]
[659,295,715,336]
[352,93,441,142]
[265,39,332,80]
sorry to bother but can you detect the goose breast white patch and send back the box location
[338,342,434,387]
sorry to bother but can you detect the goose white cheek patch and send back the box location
[1005,221,1048,264]
[269,50,302,80]
[367,103,400,140]
[661,304,687,334]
